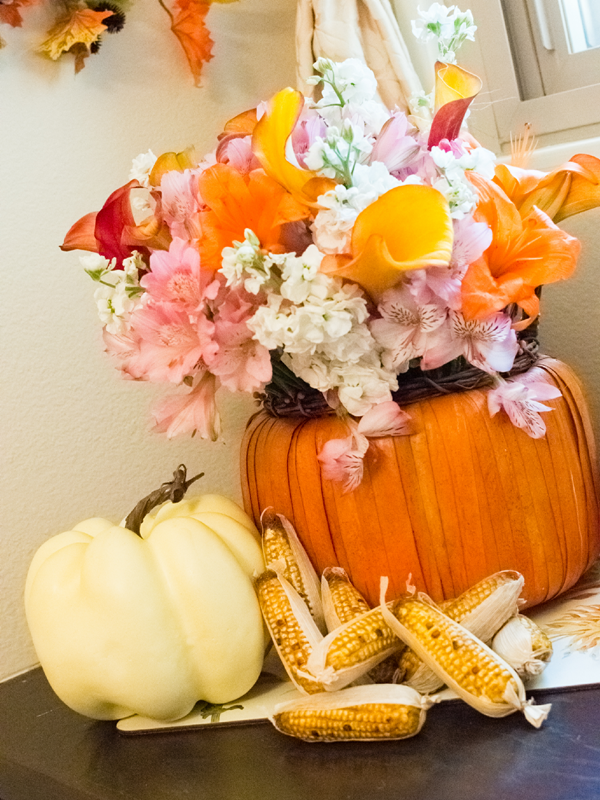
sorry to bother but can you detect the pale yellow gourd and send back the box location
[25,473,265,723]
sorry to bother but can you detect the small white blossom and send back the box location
[220,229,274,295]
[90,251,144,334]
[430,145,496,218]
[412,4,477,63]
[310,58,378,107]
[129,150,157,189]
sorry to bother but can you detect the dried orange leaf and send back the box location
[169,0,214,86]
[38,8,111,61]
[0,0,40,28]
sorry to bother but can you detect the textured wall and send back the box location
[1,0,297,681]
[2,0,599,684]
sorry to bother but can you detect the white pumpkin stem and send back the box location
[124,465,204,535]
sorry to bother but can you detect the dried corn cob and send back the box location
[380,581,551,727]
[261,510,325,632]
[254,569,325,694]
[321,567,370,632]
[307,604,404,691]
[491,615,553,680]
[270,684,435,742]
[398,571,525,694]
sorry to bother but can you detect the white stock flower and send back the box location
[412,4,477,63]
[220,229,273,294]
[129,150,157,189]
[91,253,144,335]
[311,58,378,107]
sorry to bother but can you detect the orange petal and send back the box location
[554,154,600,222]
[220,108,258,138]
[252,88,336,207]
[321,185,453,301]
[60,211,98,253]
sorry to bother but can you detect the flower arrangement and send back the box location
[63,3,600,491]
[1,0,235,81]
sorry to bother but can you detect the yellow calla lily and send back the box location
[252,87,335,207]
[321,185,454,301]
[149,147,199,188]
[429,62,483,148]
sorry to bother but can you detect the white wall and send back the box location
[2,0,599,683]
[1,0,298,681]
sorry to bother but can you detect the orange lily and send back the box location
[219,108,258,139]
[320,184,454,302]
[252,87,335,207]
[461,174,580,320]
[197,163,309,270]
[428,62,482,149]
[494,153,600,222]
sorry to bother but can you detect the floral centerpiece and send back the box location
[62,4,600,609]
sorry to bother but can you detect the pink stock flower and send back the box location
[318,401,412,492]
[370,285,447,372]
[153,371,221,440]
[370,113,421,173]
[160,169,203,242]
[211,289,272,393]
[127,302,217,384]
[421,310,519,374]
[488,379,562,438]
[142,238,220,312]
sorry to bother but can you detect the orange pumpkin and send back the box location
[241,359,600,610]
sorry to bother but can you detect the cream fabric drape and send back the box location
[296,0,425,112]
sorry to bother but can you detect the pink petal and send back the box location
[152,372,221,440]
[358,401,412,438]
[318,431,369,493]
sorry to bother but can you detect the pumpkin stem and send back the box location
[125,465,204,536]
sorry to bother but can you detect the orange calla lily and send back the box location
[252,87,336,207]
[320,185,454,301]
[461,174,580,320]
[198,163,309,270]
[428,62,482,149]
[494,153,600,222]
[149,147,199,188]
[220,108,258,139]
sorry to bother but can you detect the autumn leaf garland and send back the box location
[0,0,237,79]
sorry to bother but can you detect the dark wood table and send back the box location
[1,668,599,800]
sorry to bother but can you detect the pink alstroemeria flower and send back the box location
[152,371,221,440]
[127,303,217,384]
[211,290,272,393]
[421,310,519,374]
[318,401,412,493]
[370,112,421,173]
[160,169,203,242]
[408,216,493,310]
[216,135,261,174]
[370,285,447,372]
[488,379,562,438]
[142,238,220,312]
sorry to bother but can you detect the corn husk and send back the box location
[491,615,553,679]
[270,683,436,742]
[321,566,370,632]
[380,579,551,728]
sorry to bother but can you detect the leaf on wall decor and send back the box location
[0,0,41,28]
[161,0,214,86]
[38,8,111,61]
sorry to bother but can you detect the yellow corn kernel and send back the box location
[254,570,324,695]
[397,571,524,693]
[322,567,370,631]
[261,510,323,629]
[270,685,432,742]
[381,591,550,727]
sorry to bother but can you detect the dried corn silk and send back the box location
[492,615,553,679]
[544,604,600,652]
[254,570,324,694]
[270,684,436,742]
[261,510,325,632]
[398,571,525,694]
[379,579,551,727]
[307,603,404,691]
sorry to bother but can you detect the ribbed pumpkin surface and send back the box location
[241,359,600,609]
